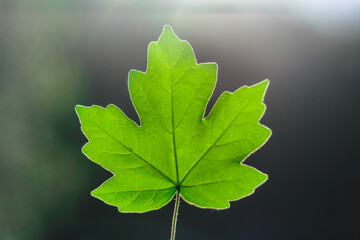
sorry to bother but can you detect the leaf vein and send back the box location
[180,96,255,184]
[87,119,176,185]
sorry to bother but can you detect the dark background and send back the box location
[0,0,359,239]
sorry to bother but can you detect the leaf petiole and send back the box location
[171,190,180,240]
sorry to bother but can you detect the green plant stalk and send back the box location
[171,190,180,240]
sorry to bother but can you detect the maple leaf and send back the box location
[75,25,271,213]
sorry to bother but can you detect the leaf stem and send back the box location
[171,190,180,240]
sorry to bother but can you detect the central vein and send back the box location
[171,69,180,185]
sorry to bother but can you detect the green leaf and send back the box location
[75,25,271,212]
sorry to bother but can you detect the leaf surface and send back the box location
[76,26,271,212]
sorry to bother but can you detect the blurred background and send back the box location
[0,0,359,239]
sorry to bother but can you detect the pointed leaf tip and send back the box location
[251,79,270,95]
[258,79,270,88]
[159,25,179,42]
[75,105,86,114]
[163,25,174,32]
